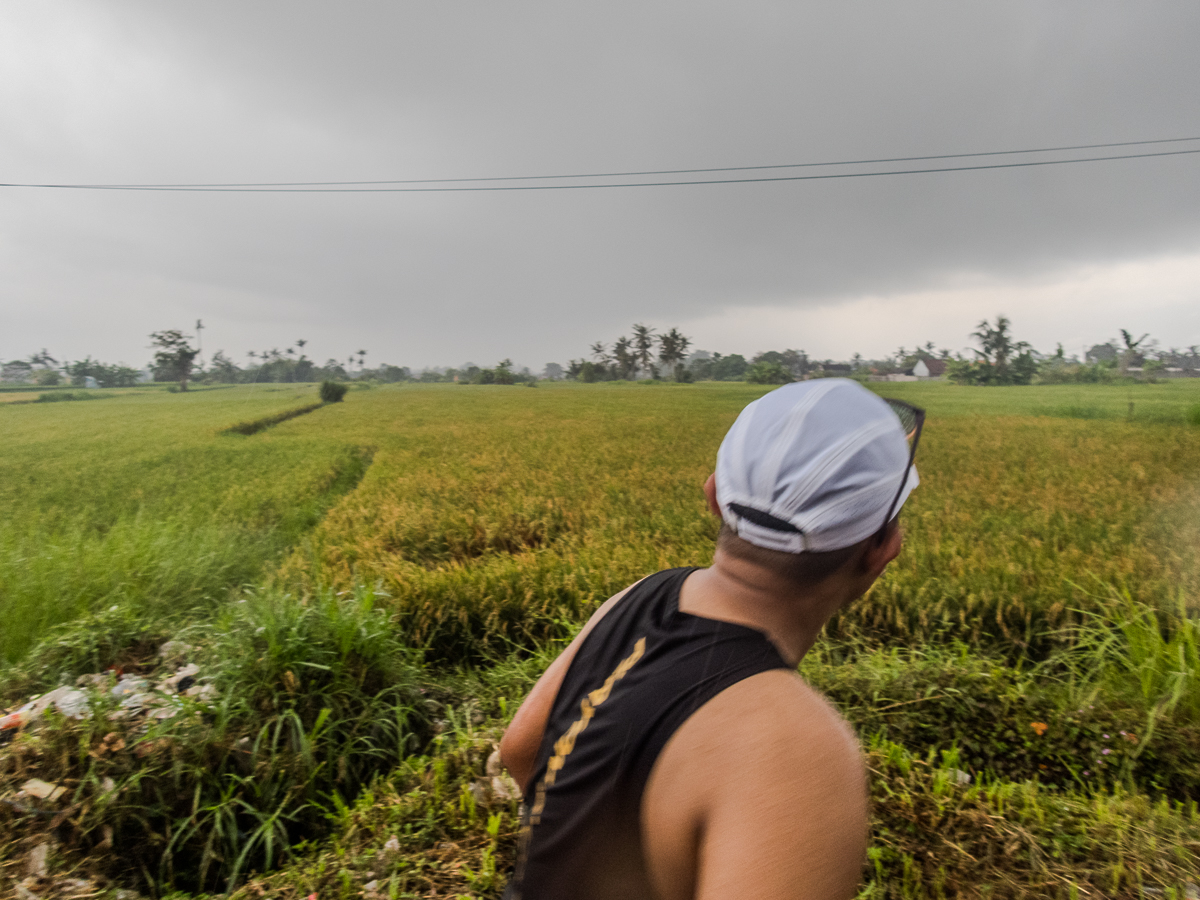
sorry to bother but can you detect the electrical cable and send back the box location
[2,144,1198,193]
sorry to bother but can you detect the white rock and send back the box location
[492,775,521,802]
[54,690,91,719]
[185,683,218,701]
[469,781,489,806]
[26,841,50,878]
[21,779,66,802]
[157,664,201,693]
[486,748,503,777]
[111,677,148,698]
[383,836,400,854]
[119,693,152,712]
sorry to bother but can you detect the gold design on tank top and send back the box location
[510,636,648,898]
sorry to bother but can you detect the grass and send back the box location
[873,378,1200,423]
[2,378,1200,897]
[0,384,372,663]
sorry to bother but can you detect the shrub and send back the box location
[319,380,348,403]
[745,361,793,384]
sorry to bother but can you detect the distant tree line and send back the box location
[0,349,144,389]
[3,318,1196,391]
[946,319,1200,386]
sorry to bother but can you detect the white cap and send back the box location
[715,379,918,553]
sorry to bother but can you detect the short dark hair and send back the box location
[715,518,897,587]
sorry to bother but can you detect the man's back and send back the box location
[508,567,793,899]
[502,567,868,900]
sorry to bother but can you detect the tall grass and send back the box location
[1065,586,1200,722]
[0,387,372,662]
[0,586,428,892]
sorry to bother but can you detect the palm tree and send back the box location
[613,336,636,379]
[357,350,367,370]
[970,315,1035,384]
[1118,329,1149,371]
[971,316,1025,374]
[657,328,691,379]
[590,341,609,363]
[632,324,655,377]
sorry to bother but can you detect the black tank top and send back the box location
[508,567,789,900]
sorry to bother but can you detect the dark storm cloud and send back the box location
[2,1,1199,367]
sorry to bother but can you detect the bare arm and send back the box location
[643,670,868,900]
[498,581,641,792]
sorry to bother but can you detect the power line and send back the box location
[8,135,1200,190]
[2,145,1199,194]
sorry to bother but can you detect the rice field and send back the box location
[2,379,1200,898]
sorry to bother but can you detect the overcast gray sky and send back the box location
[2,1,1199,371]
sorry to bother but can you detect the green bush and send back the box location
[1187,404,1200,427]
[319,380,348,403]
[744,361,793,384]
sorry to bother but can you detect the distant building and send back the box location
[912,358,947,379]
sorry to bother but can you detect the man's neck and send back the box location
[678,551,848,667]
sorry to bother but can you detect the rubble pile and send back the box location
[1,642,217,741]
[1,642,220,898]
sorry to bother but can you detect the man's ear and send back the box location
[703,473,722,518]
[862,525,902,579]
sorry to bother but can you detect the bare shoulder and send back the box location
[663,669,862,797]
[723,670,859,754]
[643,671,867,900]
